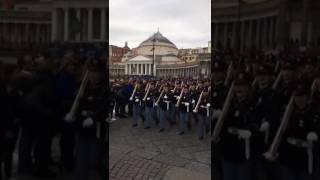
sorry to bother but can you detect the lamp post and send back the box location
[152,35,156,77]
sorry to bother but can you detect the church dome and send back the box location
[137,31,178,56]
[140,31,176,47]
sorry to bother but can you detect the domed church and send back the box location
[117,30,199,78]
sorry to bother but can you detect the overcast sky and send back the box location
[109,0,210,49]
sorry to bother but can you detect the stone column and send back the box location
[125,64,128,74]
[52,8,58,41]
[88,8,93,41]
[101,8,106,40]
[256,19,261,49]
[263,18,268,49]
[247,20,253,49]
[301,0,309,46]
[25,23,29,42]
[240,20,246,52]
[214,23,219,48]
[76,8,81,41]
[231,22,237,49]
[269,17,274,49]
[64,8,69,41]
[223,23,228,49]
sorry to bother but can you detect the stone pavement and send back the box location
[109,117,211,180]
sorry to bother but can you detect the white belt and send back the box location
[228,128,251,160]
[287,137,314,174]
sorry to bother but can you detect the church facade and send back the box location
[109,31,210,79]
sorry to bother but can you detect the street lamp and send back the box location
[152,35,156,77]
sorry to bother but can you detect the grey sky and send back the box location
[110,0,211,49]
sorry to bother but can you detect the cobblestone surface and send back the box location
[109,117,211,180]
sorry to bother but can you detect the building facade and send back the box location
[109,42,130,64]
[212,0,320,51]
[109,31,210,79]
[0,0,107,49]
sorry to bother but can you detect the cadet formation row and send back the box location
[211,50,320,180]
[0,45,108,180]
[110,77,211,139]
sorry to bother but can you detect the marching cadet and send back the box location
[131,81,144,127]
[275,81,320,180]
[143,82,158,129]
[211,61,228,130]
[251,64,281,180]
[177,85,192,135]
[157,83,174,132]
[196,88,211,140]
[67,60,108,180]
[211,61,228,180]
[219,72,255,180]
[189,83,199,129]
[171,81,181,125]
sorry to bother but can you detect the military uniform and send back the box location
[132,84,144,127]
[178,86,192,135]
[219,72,256,180]
[74,67,108,180]
[196,89,211,140]
[158,84,174,131]
[144,83,158,128]
[277,82,320,180]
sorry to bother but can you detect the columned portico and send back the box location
[51,0,107,42]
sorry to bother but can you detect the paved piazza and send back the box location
[109,117,211,180]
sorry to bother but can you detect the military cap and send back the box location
[295,80,309,96]
[212,61,227,72]
[257,64,272,76]
[234,72,251,86]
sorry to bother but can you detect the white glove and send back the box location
[206,103,211,107]
[192,100,195,104]
[259,121,270,132]
[64,113,74,123]
[238,130,251,139]
[82,117,94,128]
[307,132,318,142]
[213,109,222,119]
